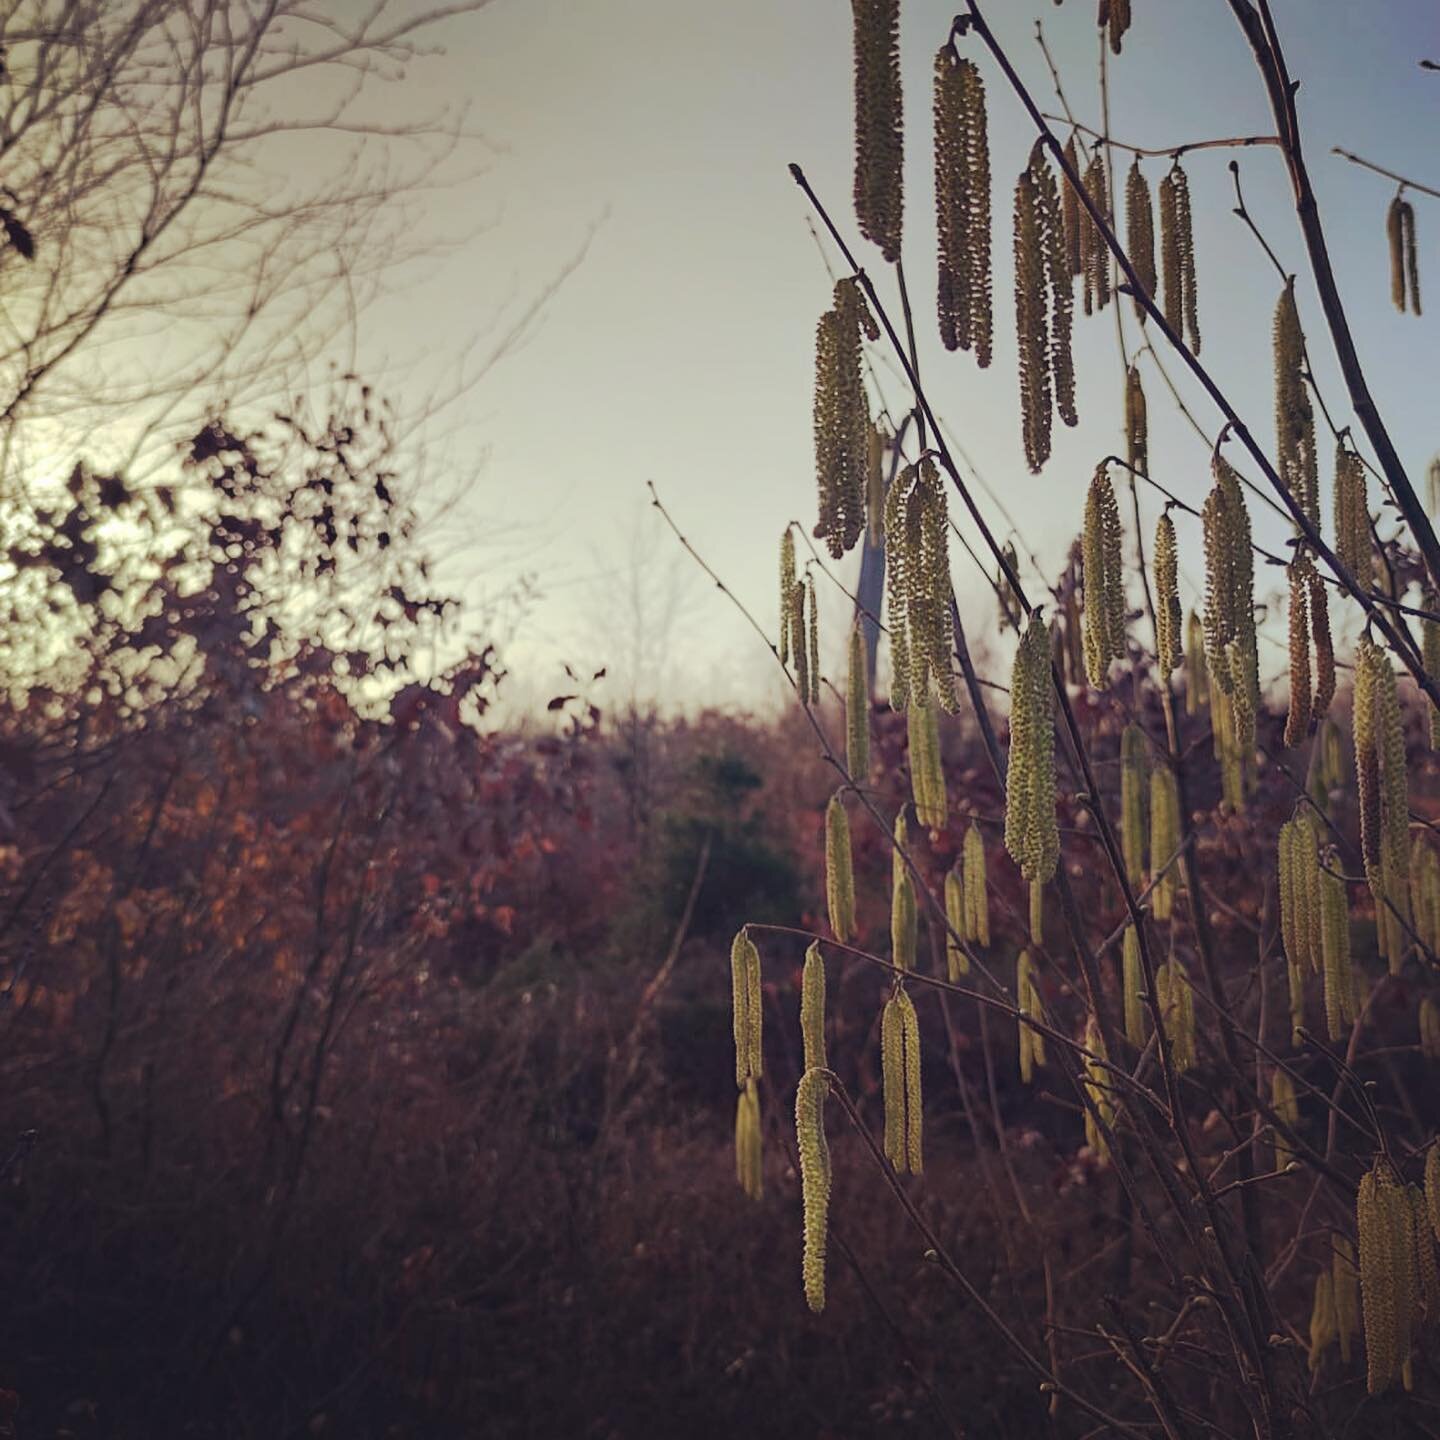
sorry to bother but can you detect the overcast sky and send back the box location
[385,0,1440,717]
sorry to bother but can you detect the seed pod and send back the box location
[825,793,856,944]
[779,530,797,665]
[1083,465,1126,688]
[1309,1268,1336,1371]
[1122,924,1145,1046]
[1081,1016,1114,1159]
[944,867,969,980]
[1275,281,1319,531]
[1149,765,1180,921]
[1358,1158,1416,1394]
[1124,159,1156,320]
[1152,512,1182,676]
[852,0,903,264]
[1421,996,1440,1062]
[1334,443,1370,579]
[1005,611,1059,884]
[1286,559,1313,747]
[1424,609,1440,752]
[731,928,763,1087]
[1185,609,1209,715]
[963,823,990,947]
[1335,1233,1361,1363]
[1081,151,1110,315]
[814,279,877,560]
[1120,724,1148,888]
[1319,864,1353,1036]
[1158,160,1200,352]
[891,811,918,973]
[934,48,992,365]
[1125,364,1148,475]
[801,941,827,1072]
[1017,949,1046,1082]
[908,695,947,831]
[795,1067,831,1312]
[736,1078,763,1200]
[882,986,923,1174]
[846,620,871,780]
[1388,193,1421,315]
[1272,1067,1299,1172]
[884,458,957,711]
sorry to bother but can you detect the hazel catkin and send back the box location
[796,1067,832,1312]
[852,0,903,264]
[1153,511,1182,676]
[934,47,992,364]
[736,1078,763,1200]
[882,985,923,1174]
[825,793,856,944]
[847,619,871,780]
[801,941,827,1072]
[1124,159,1155,321]
[1005,611,1059,885]
[731,928,763,1088]
[1388,192,1421,315]
[963,823,989,948]
[884,458,957,712]
[1083,464,1126,688]
[1158,160,1200,352]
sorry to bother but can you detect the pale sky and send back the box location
[373,0,1440,717]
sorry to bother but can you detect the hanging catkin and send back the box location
[1202,457,1259,756]
[891,811,918,973]
[963,824,989,947]
[1061,135,1082,280]
[1124,364,1148,475]
[1427,1148,1440,1238]
[1081,151,1111,315]
[1016,950,1045,1082]
[1156,962,1196,1073]
[1388,192,1421,315]
[1122,923,1145,1046]
[934,47,992,364]
[867,422,886,544]
[1149,765,1180,921]
[1358,1158,1417,1394]
[814,279,879,560]
[1099,0,1131,54]
[1005,611,1059,884]
[1409,1184,1440,1321]
[1355,637,1412,972]
[1157,160,1200,352]
[1083,464,1126,687]
[847,620,871,779]
[1308,561,1336,723]
[1029,879,1045,945]
[731,928,763,1087]
[884,458,957,712]
[1081,1016,1114,1158]
[1120,723,1148,888]
[1423,609,1440,750]
[795,1067,831,1312]
[801,941,827,1072]
[1013,143,1076,472]
[882,986,923,1174]
[779,530,797,667]
[736,1078,763,1200]
[1185,609,1208,715]
[1153,511,1181,675]
[1334,442,1369,578]
[908,695,947,830]
[851,0,903,264]
[1286,559,1314,747]
[1275,281,1320,531]
[825,793,856,944]
[1279,811,1323,976]
[806,576,821,706]
[1124,159,1156,320]
[1272,1067,1299,1172]
[1321,868,1356,1041]
[944,867,969,980]
[790,577,810,703]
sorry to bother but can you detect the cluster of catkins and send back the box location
[779,530,821,705]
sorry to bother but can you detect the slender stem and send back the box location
[1332,146,1440,201]
[1042,114,1280,160]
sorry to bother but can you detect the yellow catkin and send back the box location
[1125,363,1148,475]
[1081,151,1110,316]
[1005,611,1059,885]
[795,1067,831,1312]
[1029,878,1044,945]
[790,579,810,704]
[1421,996,1440,1061]
[1335,1233,1360,1363]
[1426,1148,1440,1239]
[1120,723,1148,889]
[1308,561,1336,724]
[736,1078,763,1200]
[944,867,969,980]
[1285,559,1313,747]
[1081,1016,1114,1159]
[1124,160,1156,321]
[846,619,871,780]
[867,421,886,545]
[1275,281,1319,530]
[934,48,991,365]
[1156,962,1196,1073]
[1122,923,1146,1047]
[963,824,989,948]
[801,941,827,1073]
[1083,465,1126,688]
[884,458,957,712]
[1424,610,1440,751]
[1185,608,1209,715]
[1358,1159,1417,1394]
[779,529,797,666]
[901,987,923,1174]
[1334,443,1369,579]
[825,794,856,944]
[1409,1184,1440,1322]
[1356,638,1412,972]
[1149,766,1180,921]
[851,0,903,264]
[882,986,923,1174]
[1158,159,1200,352]
[1388,193,1421,315]
[731,928,763,1087]
[891,811,917,973]
[1153,512,1182,676]
[1309,1268,1336,1372]
[1017,949,1045,1082]
[807,576,820,706]
[1272,1068,1299,1172]
[814,279,878,560]
[908,695,947,831]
